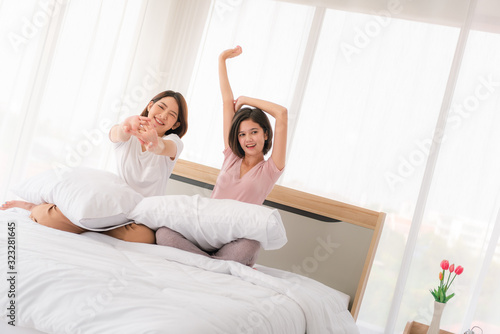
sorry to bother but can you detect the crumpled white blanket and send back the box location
[0,208,359,334]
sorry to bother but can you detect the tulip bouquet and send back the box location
[430,260,464,303]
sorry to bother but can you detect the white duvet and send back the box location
[0,209,359,334]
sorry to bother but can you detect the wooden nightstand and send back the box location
[403,321,454,334]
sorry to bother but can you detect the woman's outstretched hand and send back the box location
[135,125,162,153]
[122,115,153,134]
[219,45,242,61]
[122,115,163,153]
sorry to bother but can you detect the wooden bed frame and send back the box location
[172,159,386,320]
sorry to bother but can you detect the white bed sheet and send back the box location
[0,209,358,334]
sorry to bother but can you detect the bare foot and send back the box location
[0,200,36,211]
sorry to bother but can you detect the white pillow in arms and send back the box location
[12,167,144,231]
[128,195,288,251]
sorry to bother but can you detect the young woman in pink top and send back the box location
[156,46,288,266]
[211,45,287,204]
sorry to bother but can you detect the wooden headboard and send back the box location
[171,159,385,320]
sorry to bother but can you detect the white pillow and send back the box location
[127,195,287,251]
[12,167,143,231]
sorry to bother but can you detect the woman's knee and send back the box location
[127,223,155,244]
[214,239,261,266]
[241,239,260,252]
[130,223,156,244]
[30,203,86,234]
[105,223,156,244]
[155,227,181,245]
[155,227,169,239]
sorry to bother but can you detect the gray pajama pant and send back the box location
[155,227,260,267]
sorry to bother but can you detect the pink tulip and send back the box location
[455,266,464,275]
[439,272,443,281]
[449,264,455,273]
[440,260,449,270]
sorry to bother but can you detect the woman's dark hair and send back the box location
[228,107,273,158]
[140,90,188,138]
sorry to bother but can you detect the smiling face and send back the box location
[228,108,273,158]
[237,120,268,158]
[147,96,180,136]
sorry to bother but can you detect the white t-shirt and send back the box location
[113,134,183,197]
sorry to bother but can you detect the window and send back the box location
[184,0,315,166]
[184,1,500,332]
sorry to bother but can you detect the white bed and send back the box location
[1,207,357,334]
[1,160,385,333]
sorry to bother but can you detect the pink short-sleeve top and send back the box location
[211,148,284,205]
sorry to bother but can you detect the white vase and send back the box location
[426,301,446,334]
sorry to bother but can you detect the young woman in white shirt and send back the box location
[109,90,188,197]
[1,90,188,244]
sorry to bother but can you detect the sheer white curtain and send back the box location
[184,0,316,166]
[394,22,500,334]
[0,0,210,200]
[183,0,500,333]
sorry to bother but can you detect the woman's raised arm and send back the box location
[218,46,242,149]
